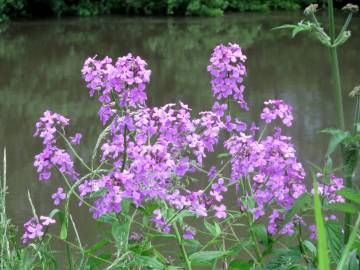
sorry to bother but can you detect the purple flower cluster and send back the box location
[79,102,225,219]
[208,43,248,111]
[27,43,346,242]
[34,111,78,181]
[82,54,151,124]
[225,126,306,234]
[260,99,294,127]
[151,209,171,233]
[22,216,56,244]
[313,173,344,203]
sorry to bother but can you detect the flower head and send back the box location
[51,187,66,205]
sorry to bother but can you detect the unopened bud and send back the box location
[349,85,360,97]
[342,3,359,13]
[304,4,318,16]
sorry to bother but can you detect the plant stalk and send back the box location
[327,0,353,243]
[173,222,192,270]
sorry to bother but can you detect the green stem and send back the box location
[121,125,128,172]
[239,179,263,267]
[328,0,353,243]
[173,222,192,270]
[65,242,73,270]
[328,0,345,130]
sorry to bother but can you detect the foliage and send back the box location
[0,0,348,21]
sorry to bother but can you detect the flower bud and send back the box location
[342,3,359,13]
[349,85,360,97]
[304,4,318,16]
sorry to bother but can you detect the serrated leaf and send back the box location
[326,220,343,263]
[348,249,359,270]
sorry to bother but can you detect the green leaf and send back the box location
[112,222,127,248]
[217,152,230,158]
[96,213,117,223]
[85,239,110,255]
[182,239,202,255]
[303,240,317,258]
[49,209,67,240]
[228,241,252,256]
[229,259,253,270]
[326,220,343,263]
[252,224,269,246]
[189,251,228,265]
[336,188,360,204]
[325,202,357,214]
[348,249,359,270]
[344,147,359,178]
[320,128,350,157]
[204,220,220,237]
[337,215,360,270]
[134,255,165,269]
[312,172,330,270]
[87,252,111,268]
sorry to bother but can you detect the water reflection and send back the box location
[0,13,359,245]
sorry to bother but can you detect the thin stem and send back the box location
[239,179,263,266]
[336,13,353,43]
[121,125,128,172]
[327,0,352,243]
[297,222,311,265]
[173,222,192,270]
[65,242,73,270]
[58,131,92,172]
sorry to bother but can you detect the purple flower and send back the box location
[183,226,196,240]
[309,224,317,240]
[211,102,228,117]
[70,133,82,145]
[34,111,79,181]
[152,209,171,233]
[313,173,344,203]
[260,99,294,127]
[40,216,56,226]
[214,204,227,219]
[51,187,66,205]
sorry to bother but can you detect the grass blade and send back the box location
[312,171,330,270]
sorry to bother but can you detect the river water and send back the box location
[0,12,359,248]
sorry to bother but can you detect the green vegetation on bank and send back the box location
[0,0,340,22]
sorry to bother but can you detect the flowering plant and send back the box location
[3,41,358,270]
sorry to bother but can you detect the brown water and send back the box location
[0,13,359,248]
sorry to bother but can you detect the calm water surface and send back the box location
[1,13,359,247]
